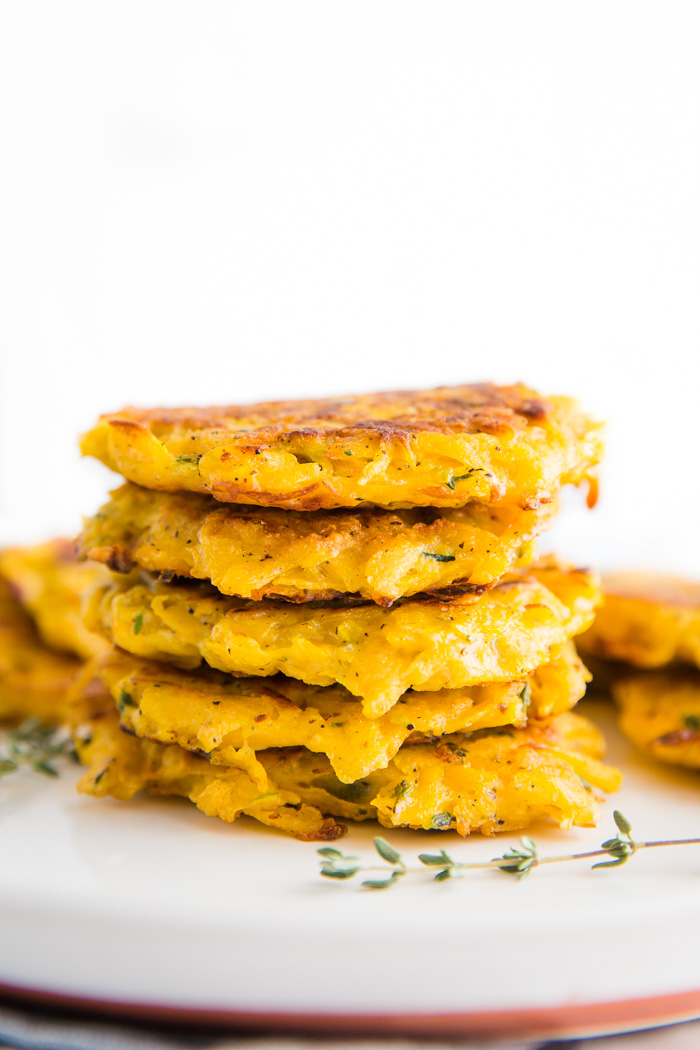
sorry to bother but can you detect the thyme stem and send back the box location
[0,718,77,779]
[318,813,700,889]
[637,838,700,849]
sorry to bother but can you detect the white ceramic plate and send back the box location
[1,699,699,1042]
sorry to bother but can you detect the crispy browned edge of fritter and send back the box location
[92,382,553,440]
[602,572,700,610]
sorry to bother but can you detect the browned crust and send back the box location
[104,384,551,438]
[88,545,134,575]
[656,726,700,747]
[84,548,491,606]
[291,819,347,842]
[211,480,328,508]
[80,486,552,605]
[83,382,602,512]
[602,572,700,610]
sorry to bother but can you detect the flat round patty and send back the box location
[81,483,553,605]
[0,541,110,662]
[72,671,619,840]
[578,572,700,669]
[80,383,602,511]
[0,573,79,725]
[84,558,600,718]
[97,642,588,785]
[613,670,700,770]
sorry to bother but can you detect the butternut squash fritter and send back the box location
[95,642,588,784]
[70,669,346,841]
[0,575,79,724]
[274,714,621,835]
[72,668,619,838]
[81,483,552,605]
[613,671,700,770]
[579,572,700,669]
[85,559,600,717]
[80,383,602,511]
[0,541,110,661]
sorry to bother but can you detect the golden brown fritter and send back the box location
[95,641,588,784]
[85,559,600,717]
[613,670,700,770]
[69,668,346,841]
[71,666,619,839]
[0,575,80,724]
[0,541,110,661]
[80,383,603,511]
[277,714,621,836]
[81,483,552,605]
[578,572,700,669]
[0,540,111,723]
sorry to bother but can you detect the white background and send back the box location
[1,2,699,573]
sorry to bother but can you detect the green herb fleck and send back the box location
[118,689,136,711]
[423,552,456,563]
[176,454,202,465]
[133,612,144,635]
[430,812,454,829]
[446,470,477,490]
[684,714,700,731]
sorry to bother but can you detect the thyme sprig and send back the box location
[319,812,700,889]
[0,718,77,779]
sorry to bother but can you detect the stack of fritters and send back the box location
[580,573,700,771]
[70,382,620,840]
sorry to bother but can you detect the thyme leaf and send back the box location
[446,468,484,490]
[374,837,402,865]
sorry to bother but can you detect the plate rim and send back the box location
[2,981,700,1042]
